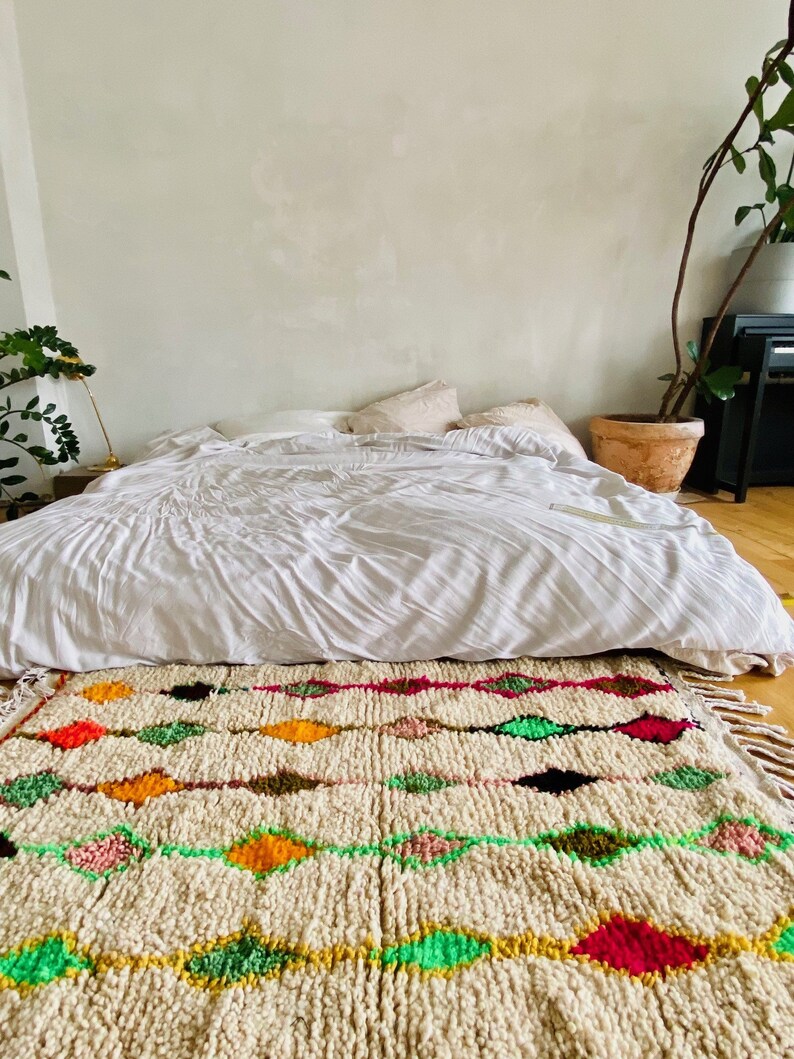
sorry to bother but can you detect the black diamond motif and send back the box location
[162,682,215,701]
[515,769,598,794]
[0,832,18,859]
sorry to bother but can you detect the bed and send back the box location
[0,423,792,678]
[2,422,794,1057]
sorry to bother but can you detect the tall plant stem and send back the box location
[660,11,794,420]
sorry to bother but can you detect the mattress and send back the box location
[0,425,792,677]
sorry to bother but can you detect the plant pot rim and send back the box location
[592,414,702,425]
[589,414,704,442]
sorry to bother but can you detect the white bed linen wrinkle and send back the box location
[0,425,791,676]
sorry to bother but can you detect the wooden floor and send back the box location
[691,486,794,735]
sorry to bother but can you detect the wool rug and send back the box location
[0,655,792,1058]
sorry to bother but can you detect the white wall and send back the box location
[0,167,23,331]
[4,0,789,460]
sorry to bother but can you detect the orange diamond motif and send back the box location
[225,832,315,875]
[97,771,184,807]
[80,681,135,704]
[260,719,340,744]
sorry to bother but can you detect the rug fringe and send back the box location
[678,668,793,801]
[0,667,56,724]
[678,670,735,683]
[706,701,773,716]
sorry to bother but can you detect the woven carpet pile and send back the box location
[0,655,792,1057]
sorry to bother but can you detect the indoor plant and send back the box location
[591,3,794,493]
[0,269,95,519]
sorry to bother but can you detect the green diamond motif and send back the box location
[772,923,794,957]
[280,682,334,698]
[492,715,573,740]
[186,934,295,984]
[484,676,552,694]
[381,929,491,971]
[386,773,454,794]
[136,722,206,747]
[0,936,92,987]
[652,766,726,790]
[0,771,64,808]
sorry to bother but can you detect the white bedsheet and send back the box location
[1,425,792,677]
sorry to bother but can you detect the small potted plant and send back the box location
[730,154,794,313]
[0,270,95,519]
[591,4,794,494]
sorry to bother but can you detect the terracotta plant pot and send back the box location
[589,415,705,495]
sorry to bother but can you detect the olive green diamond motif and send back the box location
[186,933,296,985]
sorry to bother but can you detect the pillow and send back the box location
[456,399,587,460]
[213,409,352,441]
[347,381,461,434]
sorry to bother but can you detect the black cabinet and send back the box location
[686,314,794,502]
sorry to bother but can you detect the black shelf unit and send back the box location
[686,314,794,502]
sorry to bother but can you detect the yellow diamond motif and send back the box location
[97,771,184,807]
[80,681,134,705]
[260,720,340,744]
[225,833,314,875]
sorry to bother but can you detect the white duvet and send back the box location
[1,425,792,678]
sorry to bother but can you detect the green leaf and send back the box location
[703,148,719,171]
[703,365,743,401]
[764,57,780,86]
[758,147,777,202]
[765,39,788,57]
[686,340,700,363]
[780,61,794,88]
[0,457,19,469]
[746,75,764,125]
[0,475,26,486]
[657,373,676,381]
[768,89,794,130]
[0,270,10,282]
[735,205,753,226]
[730,145,746,173]
[25,396,39,411]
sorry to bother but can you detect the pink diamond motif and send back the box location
[64,832,142,875]
[697,820,778,859]
[379,717,443,739]
[393,833,465,864]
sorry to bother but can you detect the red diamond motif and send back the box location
[38,720,107,750]
[571,916,708,977]
[613,714,697,744]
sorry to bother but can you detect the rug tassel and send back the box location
[709,702,773,716]
[734,736,794,766]
[729,721,794,747]
[771,775,794,799]
[689,685,746,701]
[679,671,735,683]
[0,667,56,722]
